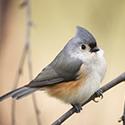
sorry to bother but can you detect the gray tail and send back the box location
[0,86,37,101]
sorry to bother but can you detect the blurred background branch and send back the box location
[123,102,125,125]
[0,0,10,50]
[11,0,42,125]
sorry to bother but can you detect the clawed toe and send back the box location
[93,89,103,103]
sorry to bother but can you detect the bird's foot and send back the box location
[71,103,82,113]
[93,89,103,103]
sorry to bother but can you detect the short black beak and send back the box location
[90,47,100,52]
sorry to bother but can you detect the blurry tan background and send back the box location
[0,0,125,125]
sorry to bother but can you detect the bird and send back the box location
[0,26,106,112]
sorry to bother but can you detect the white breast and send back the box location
[69,49,107,104]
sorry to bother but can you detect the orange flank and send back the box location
[47,71,87,103]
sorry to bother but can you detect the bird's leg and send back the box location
[93,89,103,103]
[71,103,82,113]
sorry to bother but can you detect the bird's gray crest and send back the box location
[75,26,96,44]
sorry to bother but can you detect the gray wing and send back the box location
[28,51,83,88]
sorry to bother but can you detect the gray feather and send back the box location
[75,26,97,45]
[0,86,37,101]
[28,50,83,88]
[12,87,37,99]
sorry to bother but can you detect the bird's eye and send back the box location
[81,44,86,50]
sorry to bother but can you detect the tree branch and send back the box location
[11,45,28,125]
[11,0,42,125]
[118,100,125,125]
[123,102,125,125]
[24,0,42,124]
[121,101,125,125]
[52,72,125,125]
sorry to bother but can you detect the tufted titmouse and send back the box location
[0,26,106,112]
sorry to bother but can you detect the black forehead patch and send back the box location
[76,26,97,46]
[89,42,97,49]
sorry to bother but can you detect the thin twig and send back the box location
[123,102,125,125]
[121,101,125,125]
[118,100,125,125]
[25,0,42,125]
[11,0,42,125]
[52,72,125,125]
[27,43,42,125]
[11,45,28,125]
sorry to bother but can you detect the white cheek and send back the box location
[69,48,105,66]
[70,50,92,62]
[91,52,95,57]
